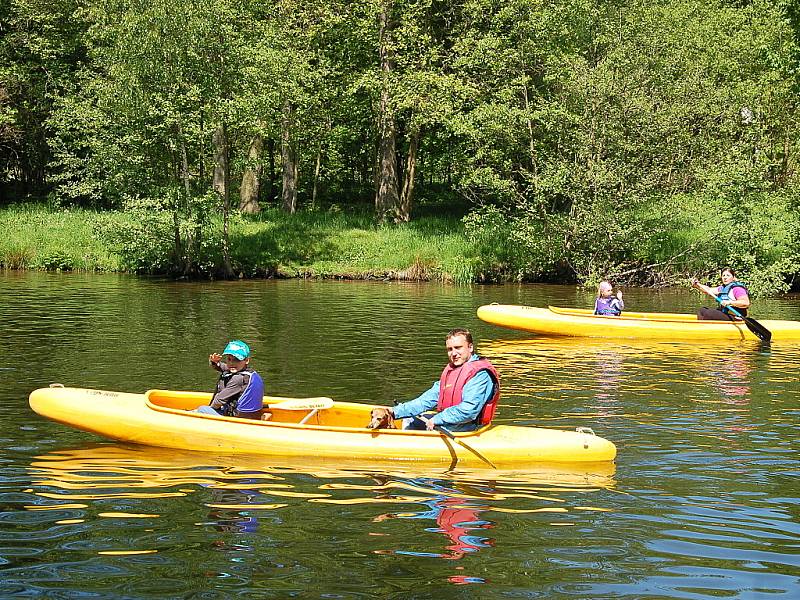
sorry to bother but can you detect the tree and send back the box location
[0,0,86,202]
[49,0,261,276]
[374,0,401,222]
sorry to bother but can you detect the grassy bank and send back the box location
[0,203,477,282]
[5,201,797,293]
[0,204,121,271]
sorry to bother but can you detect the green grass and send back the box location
[0,203,476,282]
[0,203,121,271]
[232,209,470,281]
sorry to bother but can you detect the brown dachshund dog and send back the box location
[367,407,396,429]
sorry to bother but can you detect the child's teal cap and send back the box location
[222,340,250,360]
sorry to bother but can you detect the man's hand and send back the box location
[421,415,436,431]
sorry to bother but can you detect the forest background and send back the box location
[1,0,799,293]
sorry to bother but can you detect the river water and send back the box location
[1,272,798,598]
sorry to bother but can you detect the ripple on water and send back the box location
[7,445,621,593]
[2,275,800,597]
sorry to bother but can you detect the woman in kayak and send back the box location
[691,267,751,320]
[594,281,624,316]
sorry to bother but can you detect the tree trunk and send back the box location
[398,127,419,222]
[179,135,193,275]
[374,0,399,223]
[522,82,537,176]
[240,134,263,214]
[171,189,182,275]
[199,110,205,183]
[281,101,298,214]
[312,144,322,210]
[179,130,191,198]
[213,124,227,199]
[214,123,234,277]
[265,138,275,202]
[176,115,204,276]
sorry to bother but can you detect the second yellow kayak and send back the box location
[477,304,800,341]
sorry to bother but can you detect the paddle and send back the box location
[692,280,771,342]
[268,397,334,411]
[435,425,497,470]
[722,304,771,343]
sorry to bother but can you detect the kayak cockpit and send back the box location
[144,389,403,430]
[547,306,723,323]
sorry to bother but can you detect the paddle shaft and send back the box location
[436,425,497,469]
[268,397,334,411]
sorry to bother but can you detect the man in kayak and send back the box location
[195,340,265,420]
[388,328,500,432]
[594,281,624,316]
[692,267,751,320]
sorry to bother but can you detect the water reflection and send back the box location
[482,336,775,405]
[705,351,754,402]
[371,475,494,562]
[25,444,615,583]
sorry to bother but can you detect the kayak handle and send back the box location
[576,427,596,436]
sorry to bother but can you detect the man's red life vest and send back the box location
[436,358,500,425]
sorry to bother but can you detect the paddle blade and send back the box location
[269,397,334,411]
[723,303,772,343]
[743,317,771,343]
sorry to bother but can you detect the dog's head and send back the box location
[367,407,394,430]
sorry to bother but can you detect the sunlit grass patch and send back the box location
[230,208,474,282]
[0,203,120,271]
[1,203,504,283]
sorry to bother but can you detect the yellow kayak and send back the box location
[477,304,800,341]
[28,386,616,466]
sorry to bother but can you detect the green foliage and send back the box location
[93,191,221,275]
[2,203,481,281]
[233,208,472,282]
[2,0,800,291]
[452,0,800,292]
[0,0,87,198]
[93,206,174,274]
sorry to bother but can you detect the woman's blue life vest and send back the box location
[214,368,264,416]
[594,296,623,316]
[718,281,749,317]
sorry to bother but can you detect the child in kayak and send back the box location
[196,340,264,419]
[594,281,624,316]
